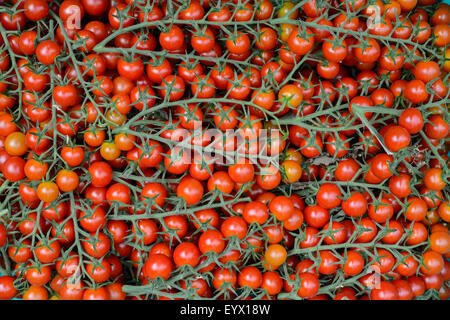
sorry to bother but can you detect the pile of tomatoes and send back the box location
[0,0,448,300]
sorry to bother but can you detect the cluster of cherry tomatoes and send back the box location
[0,0,448,301]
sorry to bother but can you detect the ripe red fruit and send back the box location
[143,254,173,280]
